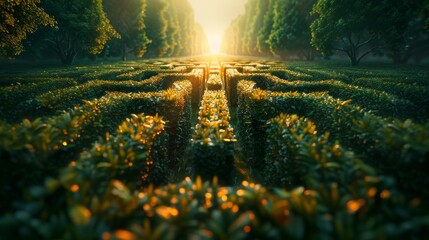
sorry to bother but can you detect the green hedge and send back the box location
[207,74,223,90]
[264,113,372,189]
[269,78,418,120]
[0,81,193,213]
[237,80,429,196]
[35,69,203,111]
[1,174,427,239]
[191,90,236,183]
[0,78,78,121]
[74,80,192,168]
[353,77,429,118]
[36,79,162,111]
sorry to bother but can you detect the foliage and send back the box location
[191,90,236,183]
[35,0,120,65]
[207,74,223,90]
[0,78,77,122]
[310,0,429,65]
[268,0,316,60]
[0,0,55,56]
[103,0,151,60]
[145,0,169,57]
[236,80,429,197]
[256,0,275,54]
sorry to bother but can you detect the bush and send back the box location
[269,78,418,120]
[237,80,429,196]
[264,113,373,189]
[207,74,223,90]
[191,90,236,183]
[0,80,193,213]
[0,78,77,121]
[1,175,427,239]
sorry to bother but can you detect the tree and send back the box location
[221,15,246,55]
[145,0,169,57]
[172,0,196,56]
[193,23,210,55]
[242,0,260,55]
[379,0,429,64]
[40,0,119,65]
[104,0,151,61]
[0,0,55,57]
[256,0,275,55]
[311,0,391,65]
[164,0,180,57]
[268,0,316,60]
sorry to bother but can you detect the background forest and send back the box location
[221,0,429,65]
[0,0,209,65]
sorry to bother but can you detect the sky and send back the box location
[188,0,248,53]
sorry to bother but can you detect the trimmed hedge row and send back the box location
[225,69,273,106]
[0,78,78,121]
[1,173,427,239]
[264,113,371,188]
[353,77,429,118]
[226,72,420,120]
[34,69,203,111]
[69,113,169,190]
[237,80,429,196]
[191,90,236,183]
[269,78,418,120]
[0,81,193,213]
[36,80,157,111]
[73,80,193,168]
[207,74,223,90]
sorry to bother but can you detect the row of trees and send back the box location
[0,0,209,65]
[221,0,429,65]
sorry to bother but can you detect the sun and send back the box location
[188,0,247,54]
[207,32,222,54]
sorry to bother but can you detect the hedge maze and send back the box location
[0,58,428,239]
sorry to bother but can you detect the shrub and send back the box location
[191,90,236,183]
[0,78,77,121]
[237,80,429,196]
[207,74,223,90]
[269,78,417,120]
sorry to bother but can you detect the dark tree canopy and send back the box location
[256,0,275,55]
[40,0,119,65]
[0,0,55,57]
[268,0,316,60]
[145,0,169,57]
[222,0,316,60]
[104,0,151,61]
[1,0,208,63]
[221,0,429,65]
[311,0,429,65]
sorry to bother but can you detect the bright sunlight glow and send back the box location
[189,0,247,54]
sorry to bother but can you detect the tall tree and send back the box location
[0,0,55,57]
[221,15,246,55]
[242,0,259,55]
[145,0,169,57]
[164,0,180,57]
[173,0,196,56]
[40,0,119,65]
[268,0,316,60]
[256,0,275,55]
[193,23,210,55]
[311,0,407,65]
[379,0,429,64]
[104,0,151,61]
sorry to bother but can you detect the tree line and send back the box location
[221,0,429,65]
[0,0,209,65]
